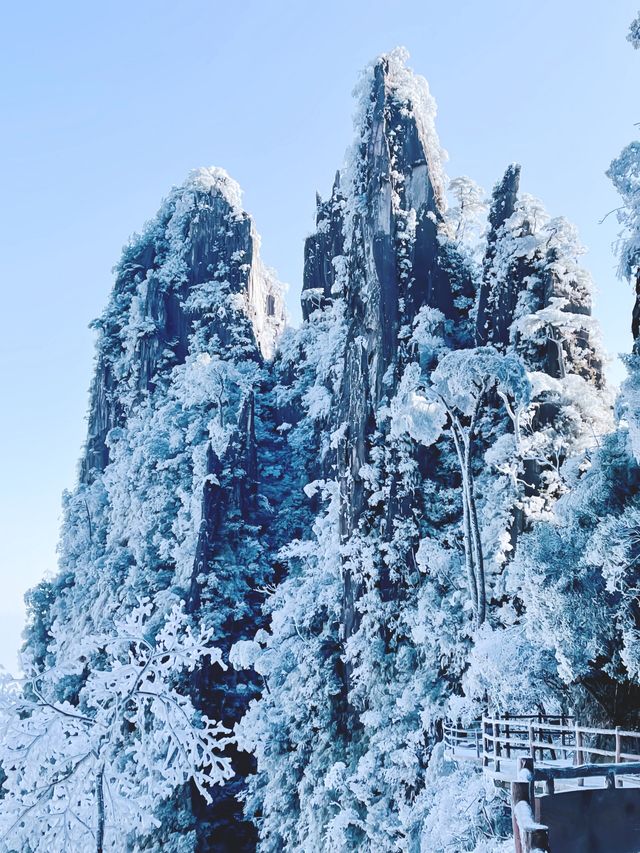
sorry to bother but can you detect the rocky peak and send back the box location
[335,49,463,662]
[338,49,453,410]
[301,171,345,321]
[81,168,285,482]
[476,163,522,348]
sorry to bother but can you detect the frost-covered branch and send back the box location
[0,602,233,852]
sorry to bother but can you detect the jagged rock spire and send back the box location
[334,49,475,669]
[476,163,521,347]
[81,168,285,481]
[301,171,345,321]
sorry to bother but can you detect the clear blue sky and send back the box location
[0,0,638,672]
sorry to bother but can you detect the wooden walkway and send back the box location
[444,714,640,852]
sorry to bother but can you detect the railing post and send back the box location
[519,756,536,818]
[538,711,542,762]
[575,722,584,787]
[606,770,616,790]
[511,780,527,853]
[561,712,567,760]
[505,711,511,759]
[494,720,501,773]
[529,722,535,762]
[615,725,623,787]
[483,718,489,769]
[531,826,550,852]
[512,757,534,853]
[475,730,481,759]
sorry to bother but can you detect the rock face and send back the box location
[478,163,603,386]
[476,163,521,348]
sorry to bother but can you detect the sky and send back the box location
[0,0,638,672]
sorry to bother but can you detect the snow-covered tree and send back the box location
[395,346,530,625]
[628,11,640,49]
[445,176,488,257]
[0,602,232,852]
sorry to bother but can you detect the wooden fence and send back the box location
[445,715,640,853]
[481,713,640,780]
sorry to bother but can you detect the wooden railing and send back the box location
[512,758,550,853]
[442,719,483,760]
[481,714,640,780]
[446,714,640,852]
[511,755,640,853]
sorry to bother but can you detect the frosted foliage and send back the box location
[621,354,640,461]
[102,350,259,592]
[184,167,245,216]
[608,143,640,279]
[484,191,603,384]
[416,537,453,577]
[394,349,529,450]
[0,603,232,852]
[431,348,530,418]
[628,12,640,48]
[446,176,488,253]
[233,480,346,852]
[419,745,511,853]
[411,306,447,363]
[461,625,559,716]
[392,362,448,445]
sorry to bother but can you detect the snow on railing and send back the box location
[446,715,640,852]
[446,712,640,787]
[481,713,640,783]
[511,757,550,853]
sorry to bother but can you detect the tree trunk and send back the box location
[451,425,479,622]
[465,401,486,626]
[466,459,486,625]
[96,763,105,853]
